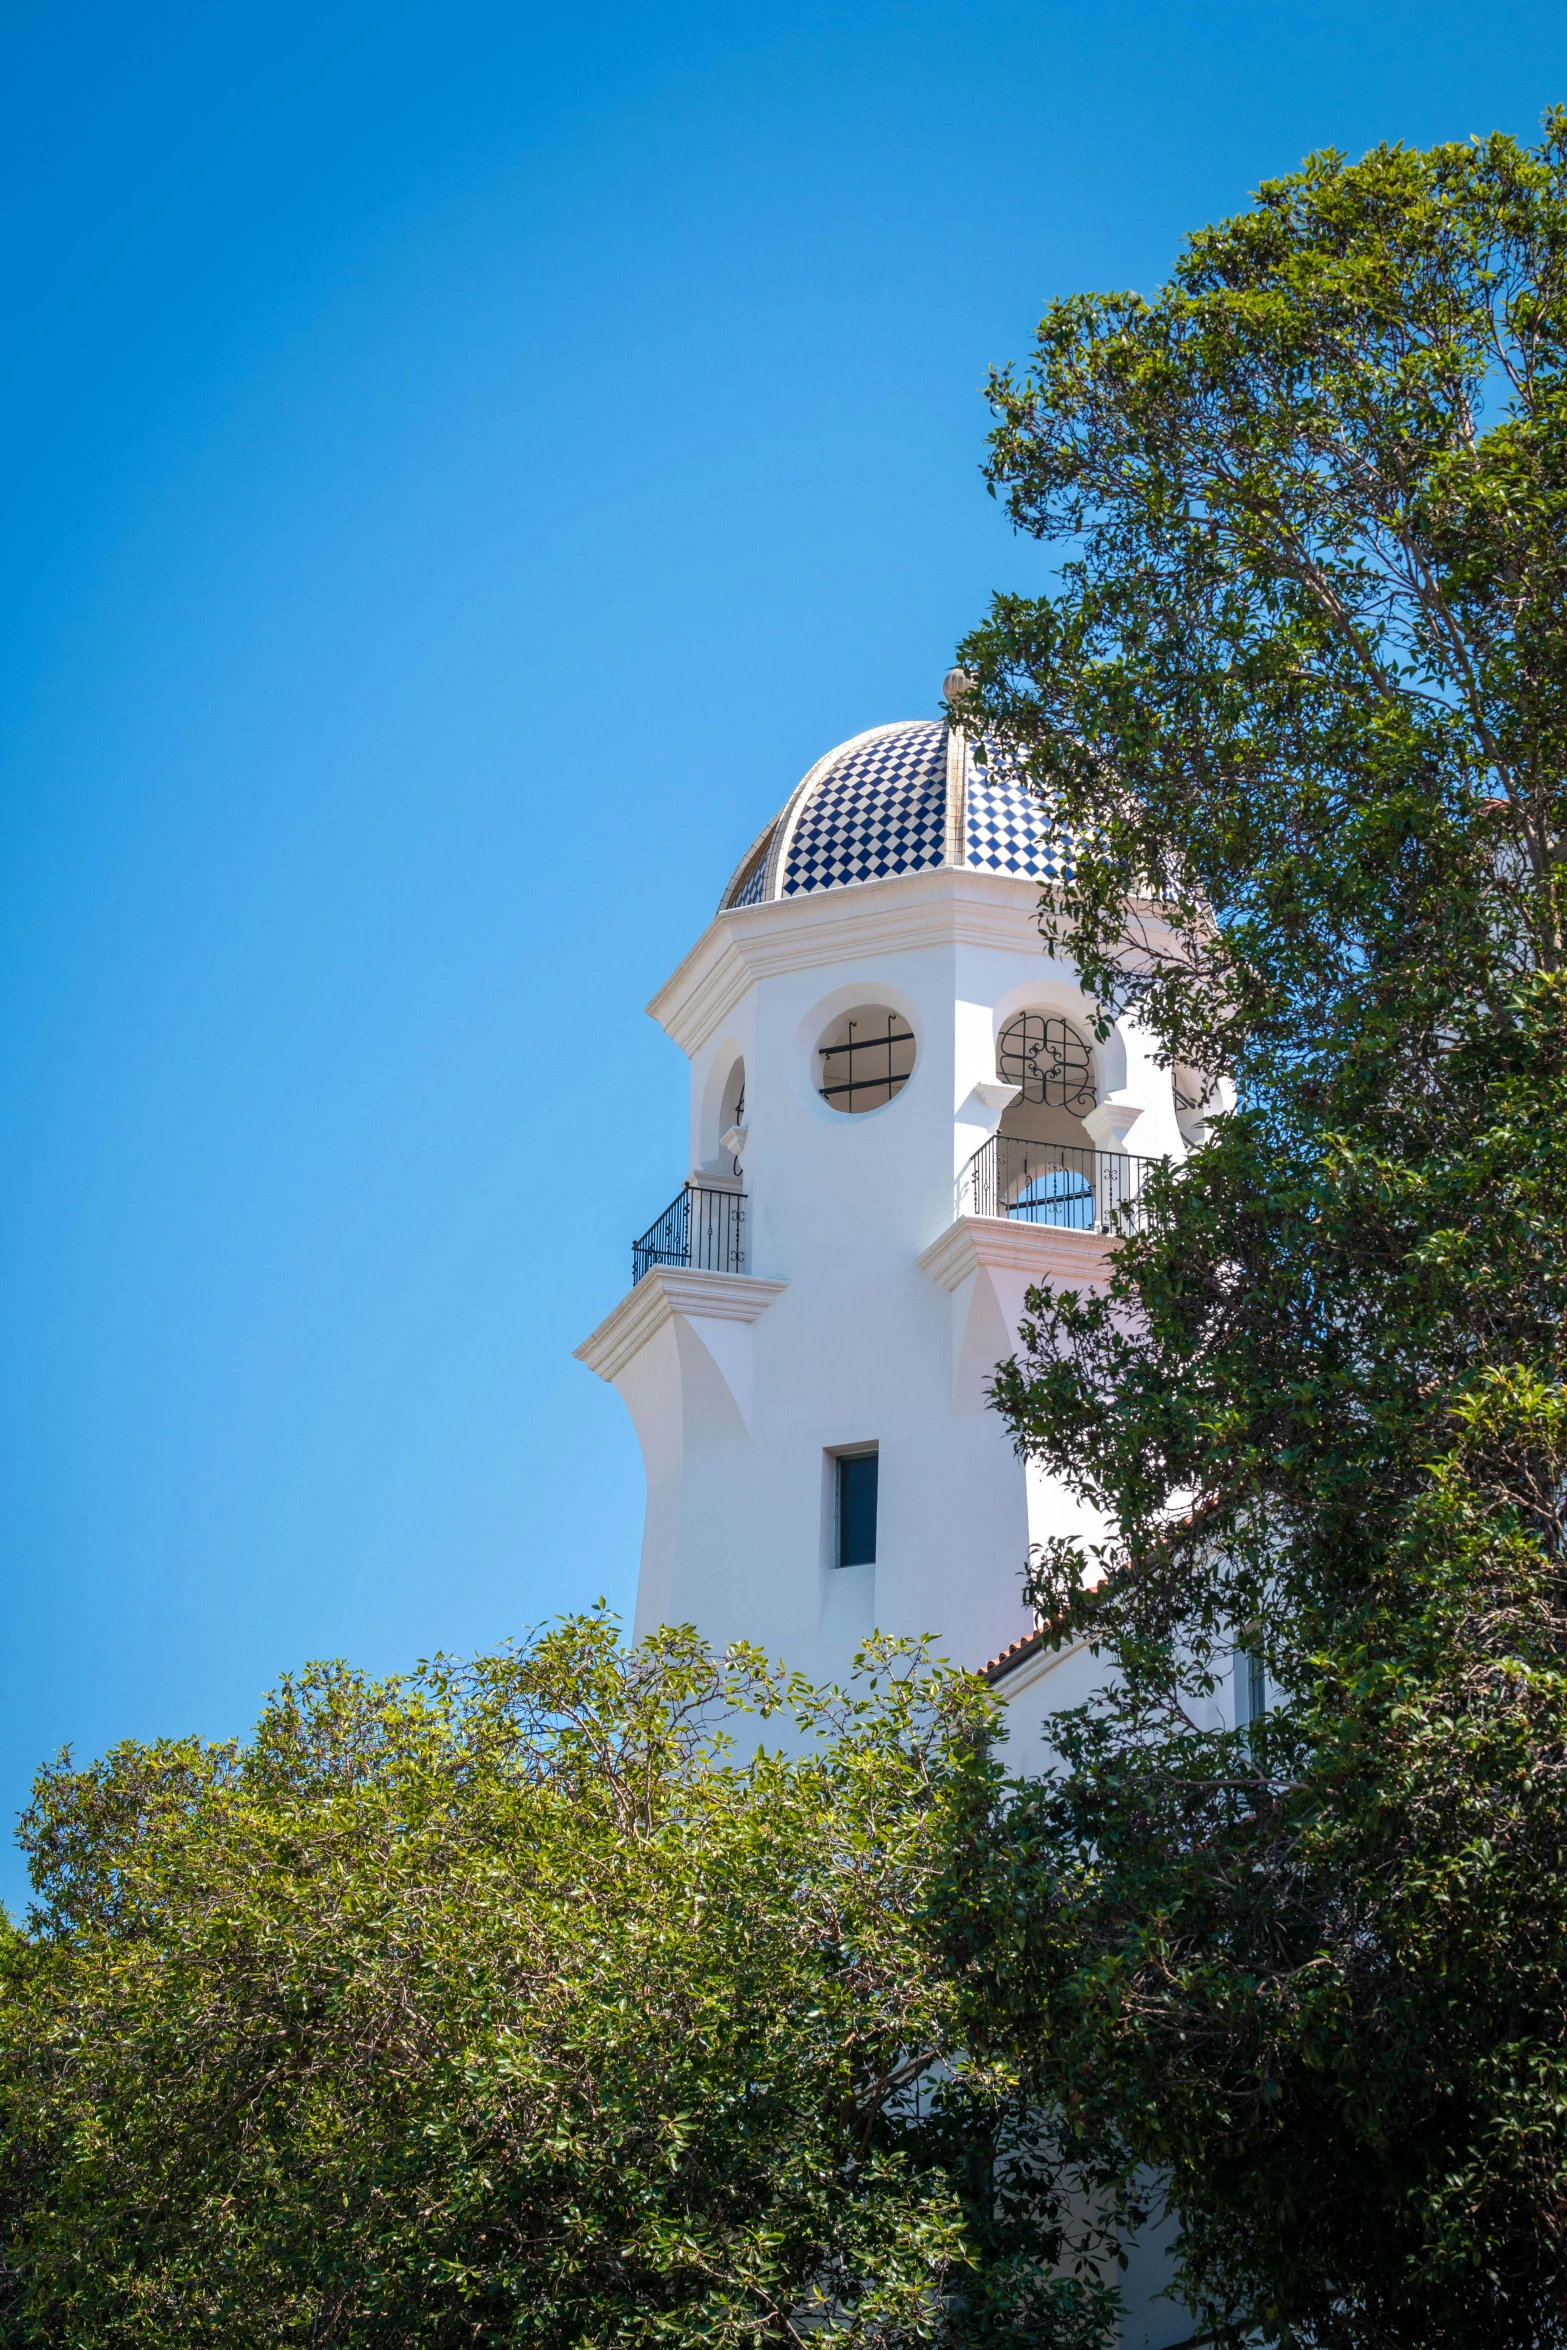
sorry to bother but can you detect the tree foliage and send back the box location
[0,1615,1119,2349]
[949,117,1567,2347]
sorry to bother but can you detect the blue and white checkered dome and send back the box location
[717,720,1067,912]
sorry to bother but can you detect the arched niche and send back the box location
[789,979,922,1124]
[1173,1060,1219,1147]
[993,1005,1101,1153]
[698,1043,747,1174]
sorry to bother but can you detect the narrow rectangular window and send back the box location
[1237,1635,1266,1749]
[1245,1645,1266,1727]
[836,1450,878,1568]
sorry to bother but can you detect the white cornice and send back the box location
[916,1215,1115,1295]
[574,1267,790,1384]
[647,869,1071,1055]
[989,1630,1092,1698]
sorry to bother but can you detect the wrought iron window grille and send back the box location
[997,1011,1096,1109]
[818,1013,915,1111]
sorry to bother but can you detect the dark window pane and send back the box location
[838,1452,878,1567]
[1246,1645,1266,1725]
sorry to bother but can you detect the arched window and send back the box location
[1010,1165,1096,1230]
[997,1011,1096,1110]
[718,1059,746,1174]
[1173,1063,1213,1143]
[816,1009,916,1114]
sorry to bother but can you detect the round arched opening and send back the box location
[718,1057,747,1172]
[997,1011,1096,1111]
[1173,1062,1212,1143]
[815,1007,916,1115]
[994,1010,1098,1164]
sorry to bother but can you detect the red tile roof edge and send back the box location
[983,1626,1049,1683]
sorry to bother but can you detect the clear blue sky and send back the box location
[2,0,1562,1908]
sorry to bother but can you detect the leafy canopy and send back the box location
[949,117,1567,2350]
[0,1616,1120,2350]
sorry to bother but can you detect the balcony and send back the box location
[632,1183,747,1286]
[960,1133,1151,1233]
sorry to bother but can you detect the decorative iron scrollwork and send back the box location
[997,1012,1096,1110]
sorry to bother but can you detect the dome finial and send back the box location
[943,665,975,707]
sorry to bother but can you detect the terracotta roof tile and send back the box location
[984,1626,1049,1683]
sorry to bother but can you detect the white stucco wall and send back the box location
[573,856,1218,2350]
[576,865,1183,1688]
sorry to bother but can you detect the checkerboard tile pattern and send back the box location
[726,830,774,908]
[964,754,1068,881]
[781,723,948,896]
[719,722,1071,908]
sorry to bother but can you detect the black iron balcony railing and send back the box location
[960,1133,1151,1233]
[632,1183,746,1286]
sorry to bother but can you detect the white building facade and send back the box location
[575,707,1216,2350]
[576,712,1199,1697]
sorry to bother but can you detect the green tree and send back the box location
[0,1614,1118,2349]
[949,117,1567,2347]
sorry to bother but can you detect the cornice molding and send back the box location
[574,1267,790,1385]
[648,869,1077,1055]
[987,1627,1092,1695]
[916,1215,1115,1295]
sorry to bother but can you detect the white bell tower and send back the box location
[575,706,1190,1689]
